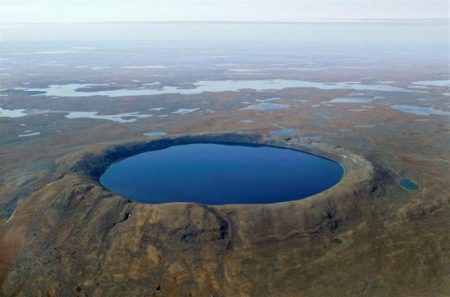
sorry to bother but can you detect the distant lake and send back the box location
[21,80,410,98]
[391,105,450,116]
[100,143,344,204]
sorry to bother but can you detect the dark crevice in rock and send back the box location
[203,206,233,249]
[112,211,131,227]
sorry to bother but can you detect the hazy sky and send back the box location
[1,0,449,23]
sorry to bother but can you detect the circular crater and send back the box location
[99,141,344,205]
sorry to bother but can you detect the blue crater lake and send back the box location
[100,143,344,205]
[399,178,418,190]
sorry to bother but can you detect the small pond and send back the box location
[399,178,418,190]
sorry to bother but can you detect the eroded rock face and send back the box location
[1,133,449,297]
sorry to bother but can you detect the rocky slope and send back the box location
[0,133,449,297]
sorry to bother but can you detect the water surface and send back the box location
[0,108,27,118]
[65,111,152,122]
[327,97,374,104]
[143,131,168,137]
[412,80,450,87]
[391,105,450,116]
[100,143,343,204]
[399,178,418,190]
[242,102,289,111]
[21,80,411,98]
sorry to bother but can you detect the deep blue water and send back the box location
[100,143,343,204]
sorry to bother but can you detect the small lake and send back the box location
[242,102,289,111]
[391,105,450,116]
[100,143,343,204]
[399,178,418,190]
[143,131,168,137]
[327,97,375,104]
[65,111,152,122]
[0,107,27,118]
[412,80,450,87]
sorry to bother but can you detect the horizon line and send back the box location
[3,18,449,25]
